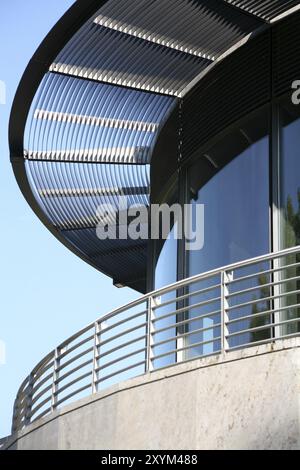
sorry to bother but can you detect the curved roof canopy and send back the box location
[10,0,300,292]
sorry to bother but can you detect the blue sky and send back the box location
[0,1,138,438]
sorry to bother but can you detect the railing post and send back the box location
[51,348,60,412]
[146,296,155,372]
[92,321,100,394]
[24,373,34,426]
[221,271,231,354]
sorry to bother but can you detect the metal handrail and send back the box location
[11,246,300,433]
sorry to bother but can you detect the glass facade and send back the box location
[152,98,300,355]
[280,102,300,250]
[185,112,270,356]
[188,134,270,277]
[279,99,300,335]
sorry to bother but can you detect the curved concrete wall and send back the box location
[5,338,300,450]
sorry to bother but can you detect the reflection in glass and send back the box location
[186,114,270,355]
[280,102,300,335]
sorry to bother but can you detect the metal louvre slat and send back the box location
[224,0,300,21]
[96,0,263,58]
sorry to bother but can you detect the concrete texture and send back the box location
[4,337,300,450]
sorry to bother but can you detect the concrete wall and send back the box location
[4,338,300,450]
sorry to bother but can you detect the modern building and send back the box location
[4,0,300,450]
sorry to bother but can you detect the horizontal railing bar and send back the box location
[58,334,94,360]
[55,383,91,408]
[227,301,300,325]
[152,296,221,324]
[96,360,146,384]
[100,309,148,335]
[30,394,53,418]
[31,352,55,376]
[15,387,31,404]
[227,267,273,285]
[227,282,273,298]
[277,275,300,285]
[275,261,300,272]
[226,323,272,339]
[55,358,93,385]
[152,272,222,299]
[227,330,300,352]
[58,324,95,350]
[98,300,149,327]
[13,406,26,422]
[30,407,52,424]
[153,283,221,310]
[226,337,275,352]
[32,360,55,382]
[226,293,274,311]
[152,337,221,361]
[54,371,92,396]
[31,383,52,406]
[96,347,147,372]
[227,288,300,312]
[57,347,94,372]
[172,309,221,330]
[154,348,222,369]
[31,371,53,395]
[227,260,300,285]
[98,322,148,348]
[96,334,147,360]
[227,275,300,299]
[15,377,31,397]
[153,323,222,349]
[227,308,273,325]
[152,309,221,336]
[227,316,300,339]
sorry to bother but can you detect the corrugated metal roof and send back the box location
[224,0,300,21]
[11,0,300,292]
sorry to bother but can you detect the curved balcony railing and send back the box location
[12,246,300,433]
